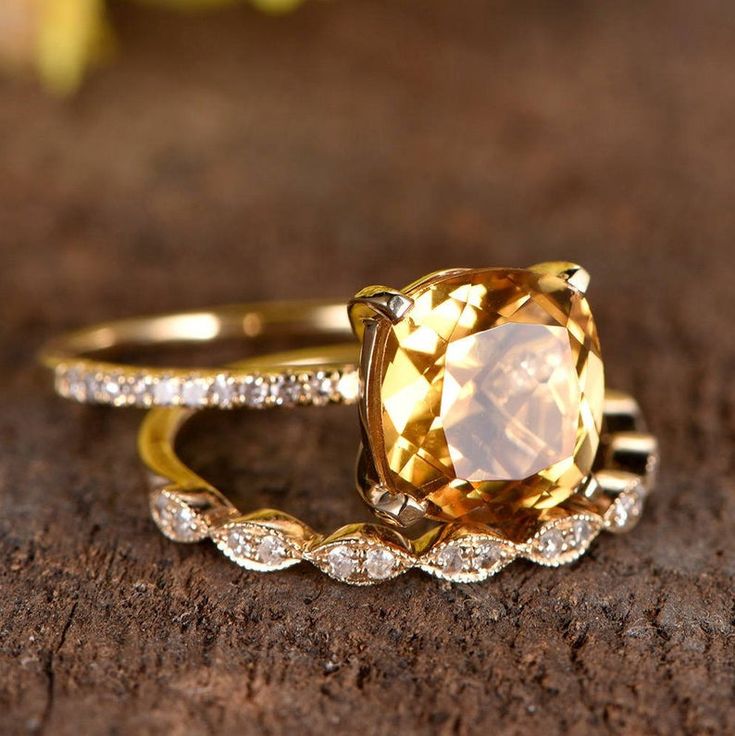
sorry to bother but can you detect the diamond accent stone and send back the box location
[372,268,604,522]
[181,378,209,407]
[420,535,515,581]
[530,515,601,565]
[226,529,254,559]
[308,372,336,406]
[271,375,303,406]
[327,545,359,580]
[336,370,360,403]
[151,491,208,542]
[571,518,592,547]
[364,547,396,580]
[537,528,565,559]
[211,374,234,407]
[154,377,179,405]
[436,545,467,575]
[242,376,269,407]
[257,534,287,565]
[474,543,504,571]
[610,490,644,529]
[212,524,300,570]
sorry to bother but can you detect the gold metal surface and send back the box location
[40,301,361,408]
[139,373,658,584]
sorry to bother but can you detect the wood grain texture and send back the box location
[1,1,734,734]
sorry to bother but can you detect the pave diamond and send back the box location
[182,378,209,407]
[242,376,269,407]
[372,268,604,522]
[530,515,601,565]
[571,518,592,547]
[211,374,234,406]
[154,377,180,405]
[212,524,300,570]
[308,372,336,406]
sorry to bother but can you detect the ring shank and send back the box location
[40,300,361,409]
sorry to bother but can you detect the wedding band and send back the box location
[140,381,657,585]
[40,301,361,409]
[130,260,658,584]
[43,262,659,583]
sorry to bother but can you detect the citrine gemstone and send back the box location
[370,268,604,522]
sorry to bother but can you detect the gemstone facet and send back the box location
[366,268,604,522]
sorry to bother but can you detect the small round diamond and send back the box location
[308,372,335,406]
[154,378,179,405]
[272,376,302,406]
[336,371,360,403]
[474,543,503,571]
[538,528,565,559]
[152,493,204,542]
[84,373,101,401]
[171,506,196,538]
[327,545,358,580]
[227,529,252,558]
[436,545,467,575]
[364,547,396,580]
[612,492,643,528]
[242,377,269,407]
[211,374,234,406]
[104,375,122,402]
[182,378,209,407]
[257,534,287,566]
[570,519,592,547]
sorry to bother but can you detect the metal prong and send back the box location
[528,261,591,293]
[348,286,413,340]
[364,484,428,528]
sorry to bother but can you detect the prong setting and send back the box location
[348,286,414,340]
[528,260,591,293]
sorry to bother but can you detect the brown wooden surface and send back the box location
[1,1,734,734]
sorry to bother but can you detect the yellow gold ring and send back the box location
[40,301,361,409]
[140,380,657,584]
[128,260,657,584]
[43,262,658,583]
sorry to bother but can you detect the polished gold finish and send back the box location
[43,263,659,585]
[351,264,605,525]
[139,371,657,584]
[40,301,361,408]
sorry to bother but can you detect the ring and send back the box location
[140,378,656,585]
[350,262,631,526]
[129,260,659,584]
[40,301,361,409]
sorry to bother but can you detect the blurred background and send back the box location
[1,2,734,733]
[1,0,733,343]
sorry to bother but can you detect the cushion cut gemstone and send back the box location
[371,268,604,522]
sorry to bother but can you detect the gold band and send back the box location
[40,301,361,408]
[139,381,658,585]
